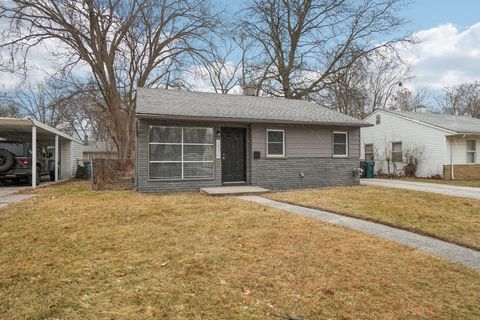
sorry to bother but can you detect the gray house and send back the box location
[135,88,370,192]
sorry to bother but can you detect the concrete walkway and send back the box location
[361,179,480,200]
[237,195,480,271]
[200,185,270,196]
[0,186,36,209]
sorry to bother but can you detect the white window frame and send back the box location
[333,131,349,157]
[148,126,214,180]
[365,143,374,160]
[391,141,403,162]
[466,140,477,164]
[266,129,285,157]
[376,114,381,125]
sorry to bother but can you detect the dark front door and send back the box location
[221,127,246,184]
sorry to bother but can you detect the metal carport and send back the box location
[0,117,84,188]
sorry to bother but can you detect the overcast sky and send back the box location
[1,0,479,93]
[399,0,480,90]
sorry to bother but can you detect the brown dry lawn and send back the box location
[1,181,479,319]
[268,186,480,250]
[401,177,480,188]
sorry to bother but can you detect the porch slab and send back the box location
[200,186,270,196]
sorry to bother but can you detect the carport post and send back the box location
[31,125,37,188]
[54,134,59,182]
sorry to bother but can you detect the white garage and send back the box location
[0,117,84,188]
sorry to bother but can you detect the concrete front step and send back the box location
[200,186,270,196]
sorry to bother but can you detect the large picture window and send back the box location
[333,132,348,157]
[149,126,214,180]
[267,129,285,157]
[467,140,476,164]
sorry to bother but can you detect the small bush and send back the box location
[92,158,134,190]
[403,156,418,177]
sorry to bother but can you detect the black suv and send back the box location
[0,141,58,185]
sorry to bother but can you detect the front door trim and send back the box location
[221,127,247,185]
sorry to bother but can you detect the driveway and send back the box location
[361,179,480,200]
[0,185,36,209]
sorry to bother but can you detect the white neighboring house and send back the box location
[361,108,480,179]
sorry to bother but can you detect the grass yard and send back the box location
[1,182,480,319]
[400,177,480,188]
[268,186,480,250]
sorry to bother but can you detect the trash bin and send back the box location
[84,161,92,179]
[360,161,368,178]
[365,161,375,178]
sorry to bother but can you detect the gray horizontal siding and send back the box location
[136,119,361,192]
[252,124,360,158]
[251,157,360,190]
[349,128,360,157]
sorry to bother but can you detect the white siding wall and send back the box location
[446,136,480,164]
[60,140,71,179]
[361,111,451,177]
[60,140,84,179]
[70,141,83,175]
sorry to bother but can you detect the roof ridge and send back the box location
[379,109,480,134]
[139,87,327,107]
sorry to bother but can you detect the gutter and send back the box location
[135,113,373,128]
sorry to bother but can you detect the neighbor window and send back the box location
[467,140,476,163]
[149,126,214,180]
[267,129,285,157]
[376,114,381,125]
[365,144,374,160]
[392,142,403,162]
[333,132,348,157]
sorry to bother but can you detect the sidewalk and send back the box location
[237,195,480,271]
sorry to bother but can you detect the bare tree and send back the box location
[318,54,369,118]
[239,0,410,99]
[315,47,411,118]
[192,35,243,94]
[437,82,480,118]
[0,101,21,117]
[2,80,69,127]
[1,0,218,164]
[55,81,109,142]
[390,86,430,111]
[0,78,105,141]
[366,49,412,111]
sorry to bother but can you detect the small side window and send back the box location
[376,114,381,125]
[365,144,374,160]
[266,129,285,157]
[333,132,348,157]
[467,140,476,163]
[392,142,403,162]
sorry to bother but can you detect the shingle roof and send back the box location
[385,110,480,134]
[136,88,370,127]
[83,141,116,153]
